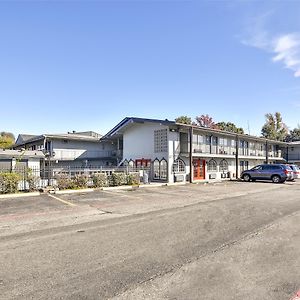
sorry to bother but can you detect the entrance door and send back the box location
[193,159,205,180]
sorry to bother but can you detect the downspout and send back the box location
[189,127,193,183]
[235,134,239,179]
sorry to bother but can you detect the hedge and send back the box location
[0,172,21,194]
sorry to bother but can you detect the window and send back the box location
[153,158,168,180]
[240,161,249,172]
[160,159,168,180]
[154,129,168,153]
[208,159,217,172]
[173,158,185,173]
[153,159,160,179]
[219,159,228,172]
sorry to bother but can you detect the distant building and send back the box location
[14,131,117,168]
[0,149,44,171]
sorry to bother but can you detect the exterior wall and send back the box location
[50,140,109,161]
[168,131,181,183]
[286,144,300,163]
[27,158,41,170]
[123,123,169,161]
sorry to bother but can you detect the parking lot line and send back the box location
[47,194,77,207]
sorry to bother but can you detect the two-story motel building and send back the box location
[104,117,287,183]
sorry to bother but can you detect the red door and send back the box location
[193,159,205,180]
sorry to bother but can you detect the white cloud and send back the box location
[242,13,300,77]
[272,34,300,77]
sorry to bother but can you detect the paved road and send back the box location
[0,182,299,299]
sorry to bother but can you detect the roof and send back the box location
[15,132,102,146]
[103,117,175,138]
[0,149,45,159]
[177,122,288,145]
[104,116,287,145]
[15,134,36,145]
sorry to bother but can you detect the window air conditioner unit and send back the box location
[209,173,217,179]
[174,174,184,182]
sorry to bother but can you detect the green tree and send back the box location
[0,132,15,149]
[285,125,300,142]
[216,122,244,134]
[261,112,288,141]
[175,116,192,125]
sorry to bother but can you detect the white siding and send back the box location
[123,123,169,160]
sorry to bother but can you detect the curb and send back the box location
[0,192,41,200]
[0,180,236,199]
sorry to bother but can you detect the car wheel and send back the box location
[271,175,281,183]
[243,174,251,182]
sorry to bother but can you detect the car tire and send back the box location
[243,174,251,182]
[271,175,281,183]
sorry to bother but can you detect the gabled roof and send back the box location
[15,134,36,145]
[103,117,175,138]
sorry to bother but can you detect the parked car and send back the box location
[288,164,300,180]
[241,164,293,183]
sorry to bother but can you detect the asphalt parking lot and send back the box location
[0,180,300,299]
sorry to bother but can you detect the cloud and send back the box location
[242,13,300,77]
[272,34,300,77]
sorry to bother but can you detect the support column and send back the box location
[266,141,269,164]
[189,127,193,183]
[235,135,239,179]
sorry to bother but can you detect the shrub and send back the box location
[109,172,127,186]
[92,173,108,188]
[73,174,88,188]
[126,172,140,185]
[0,172,21,194]
[55,174,75,190]
[26,169,39,192]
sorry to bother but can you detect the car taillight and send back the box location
[284,169,289,175]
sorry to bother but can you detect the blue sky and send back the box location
[1,1,300,138]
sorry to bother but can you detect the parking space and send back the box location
[1,180,300,238]
[0,194,69,218]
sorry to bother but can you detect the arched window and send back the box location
[173,158,185,173]
[152,158,168,181]
[208,159,217,172]
[219,159,228,172]
[122,159,129,167]
[160,159,168,180]
[153,159,160,179]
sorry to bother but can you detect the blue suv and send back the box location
[241,164,293,183]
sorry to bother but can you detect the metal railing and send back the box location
[0,165,150,192]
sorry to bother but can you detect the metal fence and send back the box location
[0,165,151,191]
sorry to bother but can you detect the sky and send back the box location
[1,0,300,138]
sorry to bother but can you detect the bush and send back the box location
[55,174,76,190]
[73,174,88,188]
[126,172,140,185]
[26,169,39,192]
[0,172,21,194]
[109,172,127,186]
[92,173,108,188]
